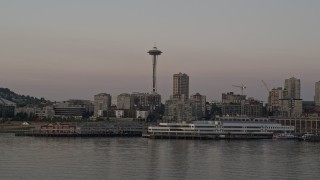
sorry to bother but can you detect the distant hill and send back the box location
[0,88,50,107]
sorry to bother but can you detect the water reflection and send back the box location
[0,135,320,180]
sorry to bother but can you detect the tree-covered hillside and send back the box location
[0,88,50,107]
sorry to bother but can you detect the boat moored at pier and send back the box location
[147,120,294,140]
[273,133,297,140]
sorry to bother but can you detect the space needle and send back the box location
[148,47,162,93]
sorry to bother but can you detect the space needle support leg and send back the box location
[153,55,157,93]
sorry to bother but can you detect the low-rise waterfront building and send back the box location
[0,97,16,118]
[136,110,149,119]
[54,100,92,118]
[222,104,242,116]
[40,123,78,134]
[131,92,161,111]
[15,107,36,116]
[54,106,86,117]
[278,99,302,117]
[116,92,161,118]
[243,98,263,117]
[115,110,126,118]
[221,93,263,117]
[275,116,320,134]
[35,106,55,119]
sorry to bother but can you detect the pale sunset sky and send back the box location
[1,0,320,102]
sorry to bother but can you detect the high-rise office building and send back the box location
[277,77,302,117]
[164,73,194,122]
[94,93,111,117]
[268,87,283,113]
[265,77,303,117]
[173,72,189,99]
[315,81,320,106]
[117,93,132,110]
[284,77,300,99]
[190,93,206,120]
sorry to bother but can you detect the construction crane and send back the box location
[232,84,246,95]
[261,80,270,93]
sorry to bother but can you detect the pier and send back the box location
[15,123,144,137]
[15,131,142,137]
[145,132,273,140]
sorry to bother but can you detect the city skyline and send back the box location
[1,1,320,101]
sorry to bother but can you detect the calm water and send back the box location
[0,134,320,180]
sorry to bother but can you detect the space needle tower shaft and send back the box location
[148,47,162,93]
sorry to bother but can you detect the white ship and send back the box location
[147,119,294,139]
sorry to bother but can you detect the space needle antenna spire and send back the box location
[148,46,162,93]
